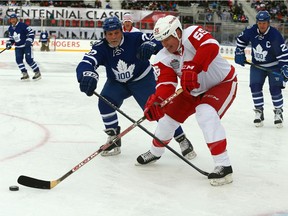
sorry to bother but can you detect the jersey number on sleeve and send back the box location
[193,28,208,41]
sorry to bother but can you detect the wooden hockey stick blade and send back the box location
[17,175,57,189]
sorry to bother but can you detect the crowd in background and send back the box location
[250,0,288,23]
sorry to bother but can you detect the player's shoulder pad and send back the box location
[246,25,254,30]
[91,39,104,47]
[90,39,103,47]
[153,48,171,65]
[141,32,154,41]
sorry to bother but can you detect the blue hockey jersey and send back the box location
[39,31,49,43]
[236,24,288,69]
[77,32,161,83]
[8,21,35,48]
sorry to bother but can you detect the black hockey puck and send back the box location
[9,185,19,191]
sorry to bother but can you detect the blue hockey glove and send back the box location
[25,39,32,47]
[272,71,286,89]
[234,48,246,66]
[79,71,99,96]
[6,41,12,50]
[136,41,157,61]
[280,65,288,82]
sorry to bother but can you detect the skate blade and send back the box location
[209,174,233,186]
[101,147,121,157]
[184,151,197,160]
[254,121,264,127]
[33,76,42,81]
[275,123,283,128]
[135,160,158,166]
[21,78,30,82]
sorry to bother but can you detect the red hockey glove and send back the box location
[144,94,164,121]
[180,70,200,92]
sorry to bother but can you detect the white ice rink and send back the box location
[0,50,288,216]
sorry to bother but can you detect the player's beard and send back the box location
[108,38,122,48]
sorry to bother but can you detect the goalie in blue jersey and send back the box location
[235,10,288,128]
[6,14,41,81]
[76,16,196,159]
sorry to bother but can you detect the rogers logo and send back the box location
[55,41,80,48]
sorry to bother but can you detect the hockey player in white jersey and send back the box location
[136,15,237,186]
[122,13,140,33]
[76,16,196,159]
[235,10,288,128]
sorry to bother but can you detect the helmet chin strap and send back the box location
[173,31,182,53]
[176,38,182,53]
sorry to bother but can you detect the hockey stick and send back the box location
[0,48,7,54]
[17,90,182,189]
[94,89,209,177]
[245,61,273,73]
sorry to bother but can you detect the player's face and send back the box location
[123,21,132,31]
[161,35,180,53]
[9,18,18,26]
[105,29,123,47]
[257,21,269,34]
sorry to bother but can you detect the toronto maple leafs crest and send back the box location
[112,59,135,82]
[253,44,268,62]
[13,31,21,43]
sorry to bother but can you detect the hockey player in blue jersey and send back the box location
[39,29,50,52]
[76,16,196,159]
[235,10,288,128]
[6,14,41,81]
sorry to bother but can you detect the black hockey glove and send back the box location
[79,71,99,96]
[6,41,12,50]
[136,41,156,61]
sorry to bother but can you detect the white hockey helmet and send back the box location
[153,15,182,41]
[123,13,133,23]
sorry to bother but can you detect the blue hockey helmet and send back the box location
[256,11,270,22]
[10,13,18,19]
[102,16,122,32]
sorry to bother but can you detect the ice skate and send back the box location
[136,150,161,165]
[32,71,42,81]
[208,166,233,186]
[274,108,283,128]
[20,72,29,81]
[254,108,264,127]
[101,126,121,156]
[175,134,196,160]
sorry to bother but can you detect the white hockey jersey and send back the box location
[153,25,236,97]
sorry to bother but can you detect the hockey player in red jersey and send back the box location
[136,15,238,186]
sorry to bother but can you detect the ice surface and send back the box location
[0,50,287,216]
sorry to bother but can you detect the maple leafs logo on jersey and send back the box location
[12,32,21,43]
[112,60,135,82]
[253,44,267,62]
